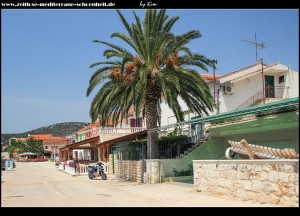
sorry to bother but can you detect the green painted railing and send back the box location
[188,97,298,123]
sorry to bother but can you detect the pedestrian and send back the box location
[73,159,77,175]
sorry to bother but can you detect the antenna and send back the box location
[242,33,264,62]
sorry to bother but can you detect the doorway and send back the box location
[265,75,274,98]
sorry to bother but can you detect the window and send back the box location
[130,117,143,127]
[44,146,48,149]
[279,75,284,84]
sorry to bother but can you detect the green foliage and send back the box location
[173,163,193,176]
[24,137,44,155]
[88,9,214,158]
[166,128,178,137]
[127,134,189,149]
[159,135,189,145]
[7,137,44,155]
[7,139,23,154]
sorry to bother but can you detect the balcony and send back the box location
[99,127,146,143]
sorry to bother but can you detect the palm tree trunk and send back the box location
[146,98,159,159]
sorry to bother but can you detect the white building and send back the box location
[160,61,299,126]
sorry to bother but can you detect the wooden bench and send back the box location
[226,139,299,160]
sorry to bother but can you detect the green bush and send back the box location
[173,163,193,176]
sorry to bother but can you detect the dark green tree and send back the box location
[87,10,214,159]
[24,137,44,155]
[7,139,23,157]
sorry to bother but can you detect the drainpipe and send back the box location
[216,81,221,114]
[261,59,265,103]
[212,60,218,102]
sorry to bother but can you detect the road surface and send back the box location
[1,162,276,207]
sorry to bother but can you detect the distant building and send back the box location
[9,134,71,160]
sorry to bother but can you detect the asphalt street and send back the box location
[1,162,276,207]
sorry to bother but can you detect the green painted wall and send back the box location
[160,110,299,177]
[209,111,299,152]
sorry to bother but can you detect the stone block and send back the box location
[268,193,280,205]
[262,164,272,171]
[214,186,230,196]
[251,181,263,192]
[206,164,217,170]
[233,180,243,189]
[229,164,238,170]
[268,171,278,183]
[278,196,296,207]
[283,165,294,173]
[271,164,283,172]
[240,172,250,180]
[259,171,269,181]
[253,165,262,172]
[277,183,289,196]
[226,170,237,180]
[255,192,269,204]
[242,180,252,191]
[217,178,232,188]
[262,182,282,196]
[235,189,249,201]
[278,172,289,183]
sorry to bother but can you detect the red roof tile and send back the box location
[29,134,53,140]
[43,138,71,145]
[78,120,100,132]
[78,109,136,133]
[200,74,220,80]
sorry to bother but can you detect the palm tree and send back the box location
[87,9,215,159]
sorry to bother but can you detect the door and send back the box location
[130,118,143,127]
[265,75,274,98]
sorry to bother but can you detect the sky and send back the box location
[1,9,299,133]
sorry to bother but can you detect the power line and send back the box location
[214,33,297,64]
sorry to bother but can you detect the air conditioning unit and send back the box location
[223,85,234,94]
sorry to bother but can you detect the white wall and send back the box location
[160,96,199,127]
[220,63,262,83]
[288,69,299,98]
[218,73,264,112]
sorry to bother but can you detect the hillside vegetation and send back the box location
[1,122,89,144]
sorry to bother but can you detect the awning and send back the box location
[19,152,37,156]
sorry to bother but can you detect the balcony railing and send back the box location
[100,127,146,134]
[235,86,289,110]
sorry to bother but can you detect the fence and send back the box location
[78,164,88,175]
[100,127,145,134]
[58,163,65,171]
[64,164,77,175]
[112,121,209,161]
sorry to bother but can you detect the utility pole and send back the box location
[211,60,218,102]
[242,33,264,62]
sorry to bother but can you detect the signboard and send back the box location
[91,126,99,137]
[86,132,91,138]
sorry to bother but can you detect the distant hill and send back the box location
[1,122,90,145]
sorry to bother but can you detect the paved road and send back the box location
[1,162,276,207]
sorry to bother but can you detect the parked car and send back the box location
[1,159,16,171]
[35,157,47,162]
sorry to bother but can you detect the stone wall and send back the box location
[109,154,144,183]
[117,159,143,183]
[145,160,161,184]
[193,160,299,207]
